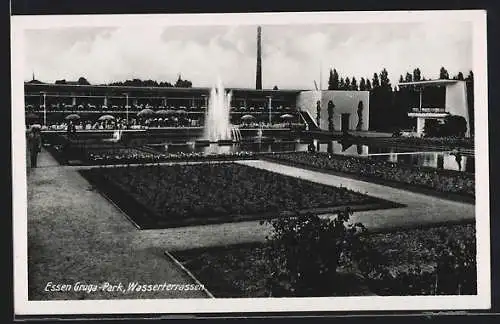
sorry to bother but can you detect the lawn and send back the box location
[80,163,400,229]
[171,222,476,297]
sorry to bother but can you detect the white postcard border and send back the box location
[11,10,490,315]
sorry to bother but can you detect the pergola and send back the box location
[397,79,470,137]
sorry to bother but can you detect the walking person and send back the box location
[27,125,42,168]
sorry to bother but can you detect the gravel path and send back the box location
[27,150,209,300]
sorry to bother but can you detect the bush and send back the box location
[261,208,366,296]
[424,119,443,137]
[424,115,468,138]
[352,226,477,295]
[442,115,468,138]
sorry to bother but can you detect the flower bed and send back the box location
[81,163,397,229]
[394,136,474,149]
[84,147,257,165]
[172,222,476,297]
[264,152,475,197]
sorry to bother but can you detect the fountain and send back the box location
[203,79,240,143]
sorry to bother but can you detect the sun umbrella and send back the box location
[30,124,42,130]
[98,114,115,121]
[26,112,39,120]
[175,109,187,114]
[65,114,81,120]
[280,113,295,119]
[156,109,169,116]
[137,108,155,117]
[241,114,255,120]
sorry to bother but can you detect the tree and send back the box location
[439,67,450,79]
[366,79,372,91]
[159,81,174,87]
[351,77,358,90]
[413,68,422,82]
[328,69,334,90]
[372,73,380,88]
[328,68,340,90]
[273,85,279,90]
[405,72,413,83]
[175,74,193,88]
[399,75,404,84]
[466,70,474,82]
[465,71,474,137]
[379,68,391,91]
[359,77,366,91]
[316,100,321,127]
[55,79,67,84]
[327,100,335,131]
[77,77,90,85]
[339,77,345,90]
[344,77,351,90]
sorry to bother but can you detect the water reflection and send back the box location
[368,151,473,172]
[152,138,474,173]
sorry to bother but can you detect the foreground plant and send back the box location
[351,225,477,295]
[261,208,366,297]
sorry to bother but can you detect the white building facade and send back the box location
[398,80,470,137]
[296,90,370,132]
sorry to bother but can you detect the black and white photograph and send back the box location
[11,10,490,315]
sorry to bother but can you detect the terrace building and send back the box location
[24,82,371,132]
[398,79,471,137]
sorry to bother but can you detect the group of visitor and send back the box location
[29,118,303,131]
[238,122,299,129]
[25,103,295,113]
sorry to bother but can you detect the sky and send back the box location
[24,21,473,90]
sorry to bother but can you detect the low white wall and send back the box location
[445,81,470,137]
[296,90,370,131]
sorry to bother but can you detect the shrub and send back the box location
[353,226,477,295]
[434,230,476,294]
[261,208,366,296]
[442,115,468,138]
[424,119,443,137]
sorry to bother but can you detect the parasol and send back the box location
[65,114,81,120]
[137,108,155,117]
[280,113,295,119]
[241,114,255,121]
[98,114,115,121]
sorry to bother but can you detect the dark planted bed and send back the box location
[80,163,402,229]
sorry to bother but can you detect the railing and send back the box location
[25,103,296,112]
[26,107,298,114]
[410,107,447,113]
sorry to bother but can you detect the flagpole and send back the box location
[319,60,322,91]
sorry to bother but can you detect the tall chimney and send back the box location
[256,26,262,90]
